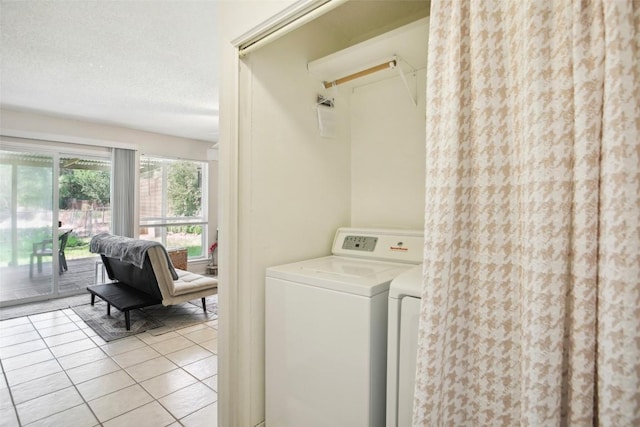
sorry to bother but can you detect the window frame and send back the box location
[138,155,209,261]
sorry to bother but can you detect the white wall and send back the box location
[238,21,352,427]
[216,3,304,426]
[0,108,211,157]
[235,22,353,427]
[245,26,352,263]
[350,68,426,229]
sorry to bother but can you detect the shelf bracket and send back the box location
[320,55,417,107]
[393,56,417,107]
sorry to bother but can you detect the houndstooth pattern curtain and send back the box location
[414,1,639,425]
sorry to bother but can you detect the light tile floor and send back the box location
[0,308,218,426]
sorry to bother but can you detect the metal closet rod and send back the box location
[322,59,397,89]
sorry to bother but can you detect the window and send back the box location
[139,156,208,259]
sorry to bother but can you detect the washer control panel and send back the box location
[332,228,423,263]
[342,235,378,252]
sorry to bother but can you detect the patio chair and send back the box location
[29,229,72,278]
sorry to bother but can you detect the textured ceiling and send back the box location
[0,1,428,144]
[1,1,218,142]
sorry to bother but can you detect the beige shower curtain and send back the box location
[415,1,639,425]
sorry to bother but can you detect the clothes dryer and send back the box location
[386,264,423,427]
[265,228,423,427]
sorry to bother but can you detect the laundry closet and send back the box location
[236,4,429,262]
[221,1,430,425]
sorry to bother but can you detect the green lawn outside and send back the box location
[1,228,205,267]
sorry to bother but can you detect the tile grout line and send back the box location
[1,310,104,425]
[174,324,219,424]
[2,309,219,426]
[64,321,169,426]
[79,328,211,425]
[0,357,22,427]
[143,324,219,425]
[98,335,181,426]
[27,310,105,427]
[94,328,216,425]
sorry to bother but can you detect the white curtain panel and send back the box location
[415,1,639,425]
[111,148,136,237]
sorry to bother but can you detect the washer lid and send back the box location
[266,256,416,297]
[389,264,423,299]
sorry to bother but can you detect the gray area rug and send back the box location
[72,295,218,341]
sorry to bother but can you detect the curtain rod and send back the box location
[322,59,397,89]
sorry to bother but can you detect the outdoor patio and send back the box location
[0,256,105,304]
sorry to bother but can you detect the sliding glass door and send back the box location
[0,148,111,306]
[58,155,111,295]
[0,151,55,304]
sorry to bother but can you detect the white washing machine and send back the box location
[265,228,423,427]
[386,264,423,427]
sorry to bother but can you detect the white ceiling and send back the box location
[1,1,219,142]
[0,1,428,144]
